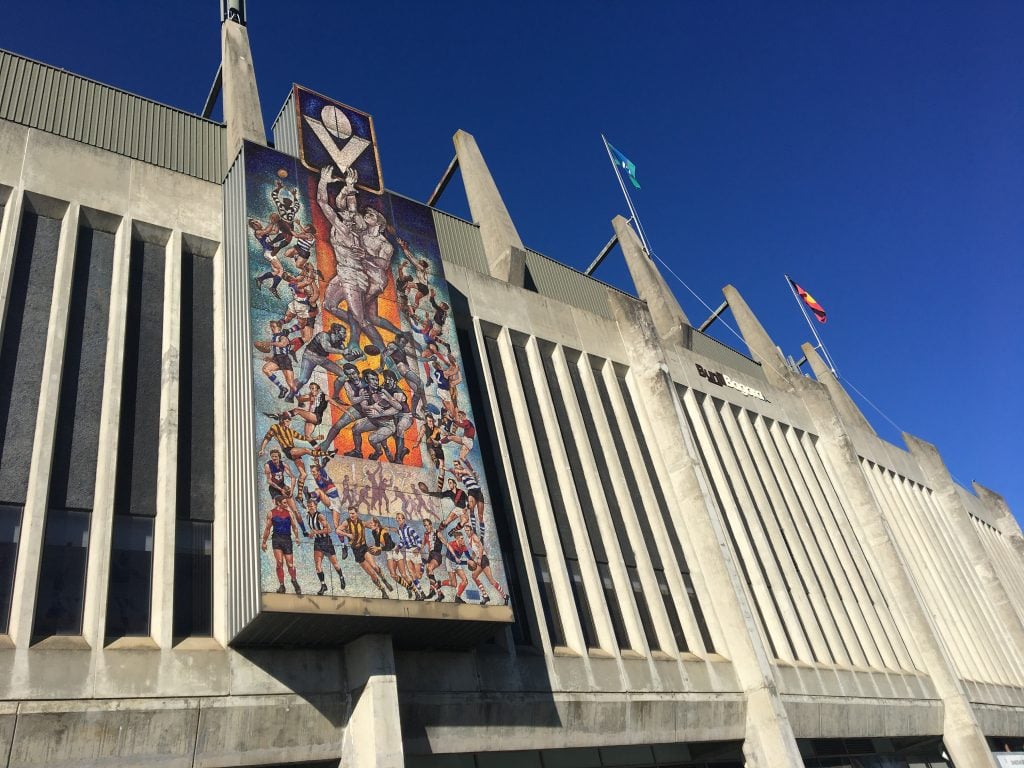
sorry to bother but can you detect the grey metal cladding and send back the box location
[690,328,765,381]
[523,247,628,321]
[432,209,489,274]
[270,89,299,158]
[0,49,226,183]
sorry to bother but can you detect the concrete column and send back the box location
[802,342,874,435]
[221,19,265,159]
[151,231,182,648]
[792,376,997,767]
[612,215,689,349]
[906,435,1024,657]
[0,187,25,342]
[974,483,1024,565]
[342,634,404,768]
[8,199,77,647]
[606,292,803,767]
[212,243,228,645]
[722,285,790,391]
[452,130,525,285]
[81,217,132,647]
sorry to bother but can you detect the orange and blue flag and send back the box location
[789,278,827,323]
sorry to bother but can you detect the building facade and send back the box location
[0,10,1022,768]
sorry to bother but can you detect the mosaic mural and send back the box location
[243,87,508,607]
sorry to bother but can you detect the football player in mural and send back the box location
[316,165,402,355]
[257,411,333,489]
[305,497,346,595]
[263,448,296,501]
[438,528,472,604]
[309,455,342,523]
[257,319,300,402]
[393,511,426,600]
[292,323,357,401]
[382,330,426,418]
[271,179,301,224]
[337,507,392,598]
[282,381,329,440]
[250,214,293,298]
[395,237,433,312]
[261,495,304,594]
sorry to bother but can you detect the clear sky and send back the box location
[4,1,1022,518]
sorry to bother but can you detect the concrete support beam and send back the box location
[802,342,875,435]
[452,130,525,285]
[612,215,689,349]
[606,292,803,768]
[343,635,404,768]
[793,378,997,767]
[905,434,1024,668]
[8,200,77,648]
[722,285,790,390]
[221,20,265,159]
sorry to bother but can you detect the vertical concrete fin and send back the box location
[801,342,875,435]
[722,284,790,390]
[221,18,265,159]
[452,129,525,285]
[612,215,689,349]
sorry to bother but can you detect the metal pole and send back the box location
[584,233,618,276]
[784,274,839,377]
[697,300,729,333]
[601,135,651,255]
[426,155,459,208]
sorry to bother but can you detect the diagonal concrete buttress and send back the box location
[974,482,1024,566]
[722,285,791,390]
[612,215,690,349]
[801,342,875,435]
[453,130,526,286]
[221,17,266,158]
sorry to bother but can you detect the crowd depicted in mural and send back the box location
[244,89,508,606]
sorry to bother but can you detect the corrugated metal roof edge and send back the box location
[0,48,227,129]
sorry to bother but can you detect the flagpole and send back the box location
[784,274,839,377]
[601,134,651,255]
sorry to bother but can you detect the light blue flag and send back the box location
[608,142,641,190]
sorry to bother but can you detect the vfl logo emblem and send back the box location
[294,86,383,193]
[696,364,769,402]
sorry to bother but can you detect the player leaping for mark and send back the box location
[316,165,403,354]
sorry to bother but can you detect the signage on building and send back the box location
[695,363,768,402]
[996,754,1024,767]
[240,86,508,609]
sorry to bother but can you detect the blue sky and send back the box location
[4,1,1022,517]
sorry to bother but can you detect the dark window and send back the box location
[107,239,165,640]
[33,509,90,637]
[0,211,60,632]
[615,373,715,652]
[564,357,656,652]
[512,341,599,649]
[174,253,214,639]
[34,224,114,639]
[482,333,563,647]
[587,359,664,652]
[0,505,22,634]
[458,327,534,647]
